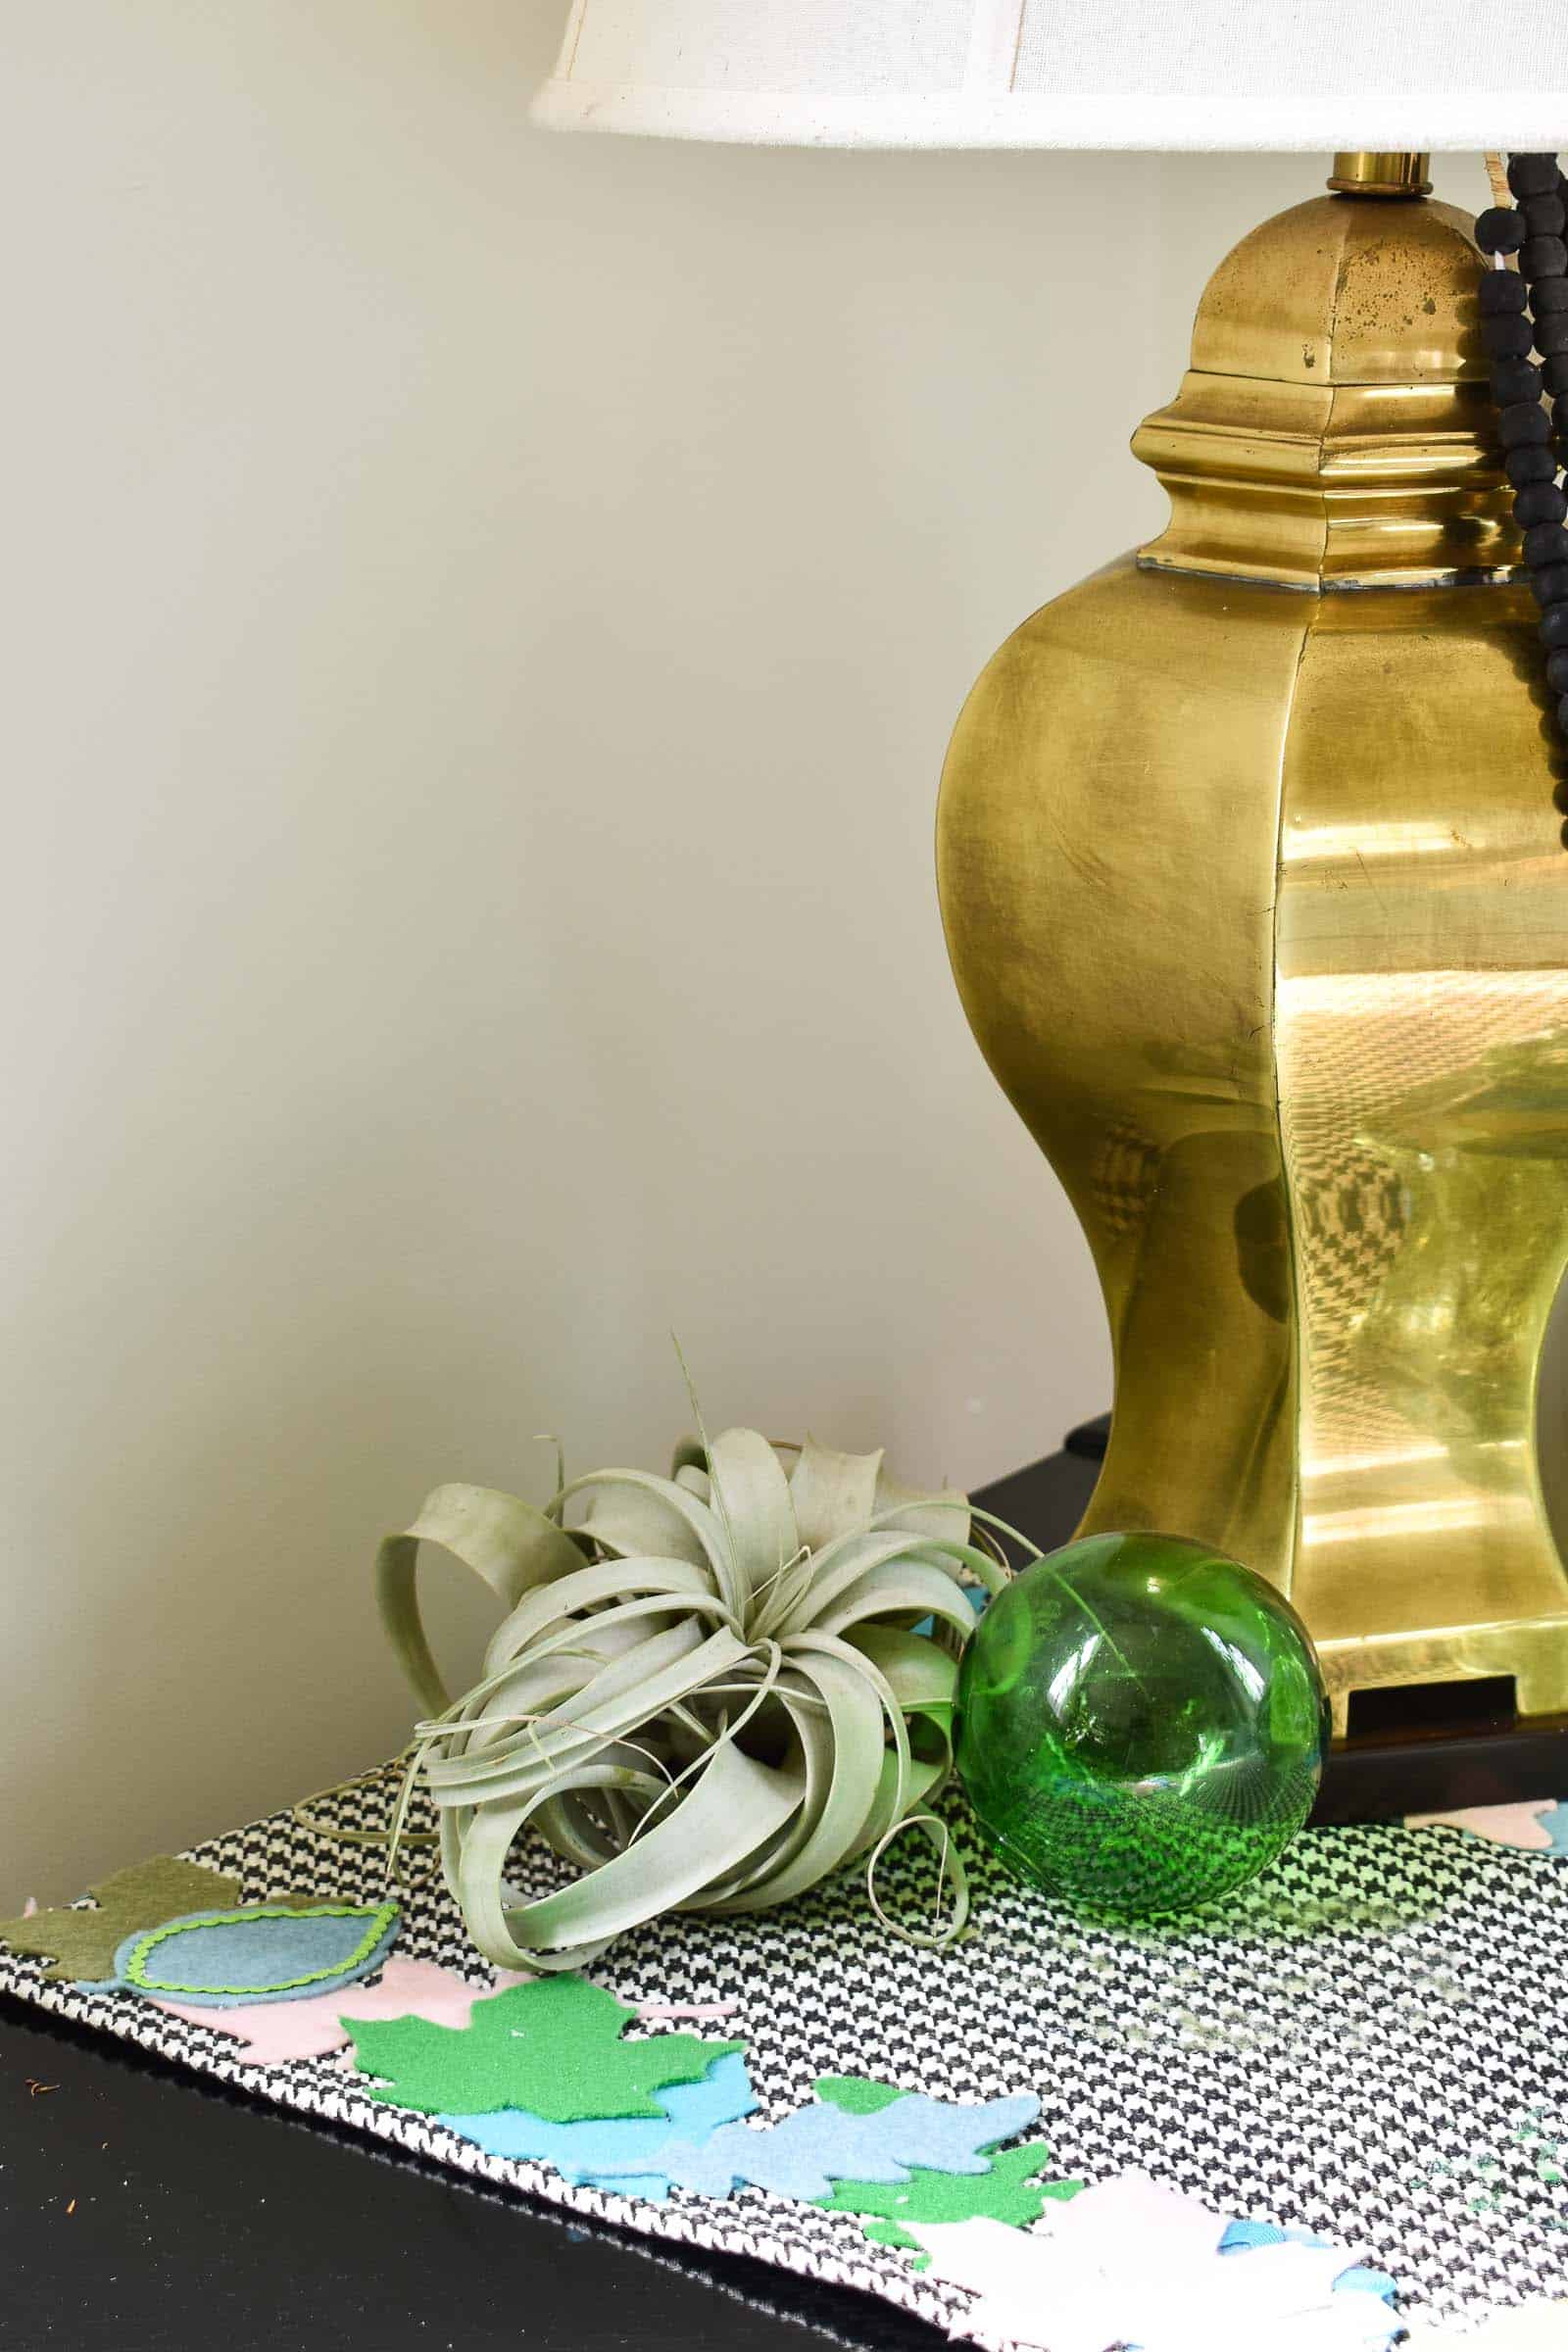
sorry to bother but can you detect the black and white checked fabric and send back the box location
[4,1768,1567,2343]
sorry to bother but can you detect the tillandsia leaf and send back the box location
[707,1427,800,1616]
[460,1744,806,1969]
[377,1404,1021,1972]
[378,1484,589,1717]
[715,1648,886,1909]
[869,1471,972,1550]
[789,1437,884,1552]
[480,1558,724,1680]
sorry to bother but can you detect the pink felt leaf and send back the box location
[150,1959,502,2064]
[1405,1802,1555,1852]
[911,2175,1382,2352]
[1046,2168,1229,2267]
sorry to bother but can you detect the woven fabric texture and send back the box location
[3,1770,1567,2341]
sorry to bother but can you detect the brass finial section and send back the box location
[1328,150,1433,197]
[1132,186,1513,588]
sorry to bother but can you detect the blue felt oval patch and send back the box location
[114,1901,400,2007]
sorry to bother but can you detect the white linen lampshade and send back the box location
[533,0,1568,153]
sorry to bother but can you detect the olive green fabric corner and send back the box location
[0,1858,244,1984]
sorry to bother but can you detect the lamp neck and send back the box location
[1328,151,1433,198]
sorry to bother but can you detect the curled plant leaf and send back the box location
[377,1427,1021,1972]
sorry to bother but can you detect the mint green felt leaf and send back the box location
[818,2146,1082,2251]
[348,1974,744,2121]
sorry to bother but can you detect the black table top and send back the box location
[1,1449,1098,2352]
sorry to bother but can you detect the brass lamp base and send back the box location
[976,1423,1568,1824]
[941,157,1568,1740]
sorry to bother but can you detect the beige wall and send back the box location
[1,5,1487,1900]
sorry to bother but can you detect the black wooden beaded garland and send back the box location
[1477,152,1568,836]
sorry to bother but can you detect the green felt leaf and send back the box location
[863,2220,922,2254]
[0,1858,244,1984]
[348,1973,744,2121]
[815,2076,906,2116]
[816,2146,1082,2251]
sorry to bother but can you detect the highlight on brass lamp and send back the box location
[536,8,1568,1796]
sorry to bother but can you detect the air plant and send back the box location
[378,1411,1031,1972]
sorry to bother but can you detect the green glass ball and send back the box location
[956,1531,1329,1918]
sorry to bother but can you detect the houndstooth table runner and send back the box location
[4,1772,1567,2343]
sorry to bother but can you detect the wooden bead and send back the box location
[1478,207,1526,255]
[1545,649,1568,695]
[1524,521,1568,565]
[1507,442,1557,485]
[1533,275,1568,314]
[1539,314,1568,356]
[1540,603,1568,648]
[1544,355,1568,397]
[1484,312,1535,358]
[1500,399,1551,446]
[1515,480,1567,526]
[1509,153,1560,198]
[1526,193,1568,237]
[1523,235,1568,280]
[1481,270,1530,315]
[1481,271,1531,318]
[1530,561,1568,606]
[1494,359,1544,405]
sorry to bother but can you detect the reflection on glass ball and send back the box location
[956,1531,1329,1918]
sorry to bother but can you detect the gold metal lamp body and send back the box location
[939,164,1568,1734]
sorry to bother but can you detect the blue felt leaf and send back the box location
[1537,1800,1568,1858]
[1219,2219,1398,2305]
[649,2087,1041,2201]
[113,1903,400,2008]
[438,2050,757,2197]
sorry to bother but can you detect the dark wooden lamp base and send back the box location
[972,1416,1568,1826]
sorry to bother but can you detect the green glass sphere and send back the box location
[956,1531,1329,1918]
